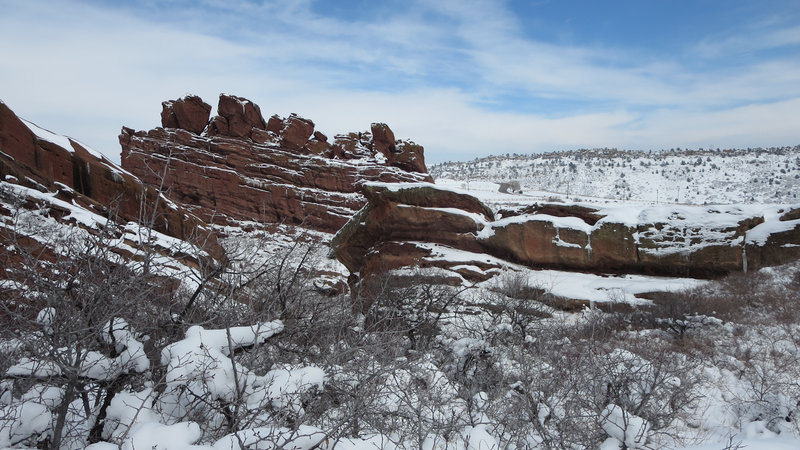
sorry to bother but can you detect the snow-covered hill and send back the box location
[430,147,800,205]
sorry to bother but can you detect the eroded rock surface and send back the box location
[0,101,219,254]
[332,182,800,283]
[0,100,223,269]
[331,183,495,279]
[161,95,212,134]
[121,94,432,233]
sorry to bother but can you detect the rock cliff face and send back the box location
[331,183,500,283]
[0,100,220,260]
[120,94,431,233]
[481,207,765,277]
[5,94,799,299]
[0,100,223,293]
[331,182,800,282]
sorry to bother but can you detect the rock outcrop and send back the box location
[332,182,800,283]
[481,207,768,277]
[6,93,798,301]
[0,101,219,250]
[331,183,497,282]
[207,94,267,139]
[161,95,212,134]
[0,100,223,266]
[121,94,432,233]
[370,122,427,173]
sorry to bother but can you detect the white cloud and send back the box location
[0,0,798,166]
[694,23,800,57]
[628,98,800,151]
[431,2,800,109]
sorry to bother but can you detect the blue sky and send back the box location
[1,0,799,164]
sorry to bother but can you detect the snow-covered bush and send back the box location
[0,216,179,449]
[359,271,466,350]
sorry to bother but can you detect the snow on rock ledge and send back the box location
[332,182,800,285]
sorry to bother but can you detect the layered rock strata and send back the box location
[121,94,431,233]
[332,182,800,282]
[332,183,501,283]
[0,100,221,262]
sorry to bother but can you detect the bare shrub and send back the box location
[358,270,466,351]
[0,219,177,448]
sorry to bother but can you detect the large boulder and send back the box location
[331,182,495,281]
[389,141,427,174]
[371,122,396,154]
[212,94,267,138]
[369,123,427,174]
[266,114,283,133]
[160,95,212,134]
[280,114,316,151]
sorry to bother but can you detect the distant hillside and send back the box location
[430,147,800,204]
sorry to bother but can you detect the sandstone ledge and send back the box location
[332,182,800,282]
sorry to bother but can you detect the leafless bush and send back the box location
[0,217,178,448]
[358,270,466,351]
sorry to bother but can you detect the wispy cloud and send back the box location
[694,21,800,57]
[0,0,798,164]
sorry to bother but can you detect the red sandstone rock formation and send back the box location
[211,94,267,139]
[331,183,500,283]
[370,123,396,155]
[161,95,212,134]
[0,100,223,263]
[120,94,432,233]
[280,114,315,151]
[331,182,800,283]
